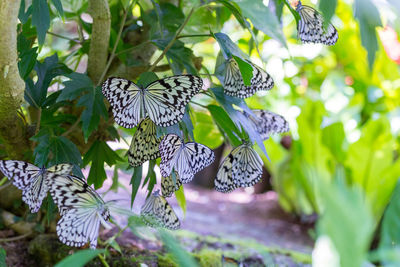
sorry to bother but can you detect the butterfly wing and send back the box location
[159,134,183,178]
[297,4,338,45]
[145,75,202,127]
[47,163,74,175]
[0,160,41,189]
[161,173,182,198]
[177,142,215,183]
[224,58,274,98]
[102,77,143,128]
[214,152,237,193]
[141,191,180,230]
[128,117,161,167]
[47,175,110,248]
[247,110,290,140]
[231,144,263,188]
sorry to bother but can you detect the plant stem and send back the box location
[147,8,195,72]
[177,33,212,39]
[61,117,81,137]
[35,108,41,134]
[115,41,151,56]
[46,31,81,43]
[0,177,8,186]
[98,254,110,267]
[0,232,31,243]
[97,1,137,86]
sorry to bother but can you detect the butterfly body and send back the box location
[296,1,338,45]
[102,75,203,128]
[224,58,274,98]
[215,143,263,193]
[159,134,215,183]
[0,160,73,212]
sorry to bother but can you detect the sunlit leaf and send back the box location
[54,249,105,267]
[32,0,50,45]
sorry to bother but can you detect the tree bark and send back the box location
[0,0,30,160]
[87,0,111,84]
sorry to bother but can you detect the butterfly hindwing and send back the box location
[0,160,41,189]
[245,110,290,140]
[224,58,274,98]
[102,75,203,128]
[296,2,338,45]
[161,172,182,198]
[140,190,180,230]
[128,117,161,167]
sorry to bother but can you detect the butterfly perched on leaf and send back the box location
[102,75,203,128]
[46,174,111,249]
[243,109,290,141]
[159,134,215,184]
[214,142,263,193]
[223,58,274,98]
[0,160,73,212]
[161,172,182,198]
[140,189,180,230]
[128,117,162,167]
[296,0,338,45]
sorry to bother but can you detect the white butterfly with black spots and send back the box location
[161,172,182,198]
[140,189,180,230]
[102,75,203,128]
[46,174,111,249]
[224,58,274,98]
[128,117,162,167]
[0,160,73,212]
[244,109,290,140]
[159,134,215,184]
[214,142,263,193]
[296,0,338,45]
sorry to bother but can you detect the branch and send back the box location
[87,0,111,83]
[0,210,35,236]
[0,0,30,159]
[148,8,195,72]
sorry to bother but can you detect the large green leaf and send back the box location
[207,104,241,146]
[354,0,382,69]
[17,34,38,80]
[159,230,198,267]
[0,246,6,267]
[32,0,50,45]
[192,110,223,149]
[55,249,105,267]
[321,122,346,164]
[130,166,143,207]
[175,185,186,216]
[49,136,82,166]
[318,0,337,27]
[83,141,122,189]
[231,0,286,47]
[51,0,64,17]
[232,55,253,86]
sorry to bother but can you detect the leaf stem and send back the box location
[0,177,8,187]
[35,108,41,134]
[97,1,137,86]
[177,33,212,39]
[47,31,81,43]
[98,253,110,267]
[0,232,31,243]
[147,8,195,72]
[190,101,207,109]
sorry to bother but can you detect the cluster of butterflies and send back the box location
[0,1,337,249]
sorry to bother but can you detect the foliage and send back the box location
[0,0,400,266]
[54,249,106,267]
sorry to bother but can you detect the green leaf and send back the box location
[321,122,346,163]
[207,104,241,146]
[54,249,105,267]
[18,0,32,24]
[213,32,245,60]
[77,86,108,141]
[143,160,157,197]
[130,166,143,207]
[17,34,38,80]
[354,0,382,69]
[316,171,374,267]
[380,181,400,252]
[231,0,287,47]
[158,229,198,267]
[49,136,82,166]
[318,0,337,27]
[192,110,223,149]
[232,55,252,86]
[51,0,64,17]
[137,72,159,88]
[32,0,50,45]
[57,73,93,102]
[175,185,186,216]
[0,246,6,267]
[83,141,122,189]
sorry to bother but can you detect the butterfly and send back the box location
[46,174,111,249]
[244,109,290,140]
[0,160,73,212]
[161,172,182,198]
[296,1,338,45]
[223,58,274,98]
[128,117,162,167]
[214,142,263,193]
[102,75,203,128]
[159,134,215,184]
[140,189,180,230]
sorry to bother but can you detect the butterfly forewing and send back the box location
[246,110,290,140]
[214,153,237,193]
[296,3,338,45]
[0,160,41,189]
[224,58,274,98]
[140,190,180,230]
[128,117,161,167]
[159,134,184,178]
